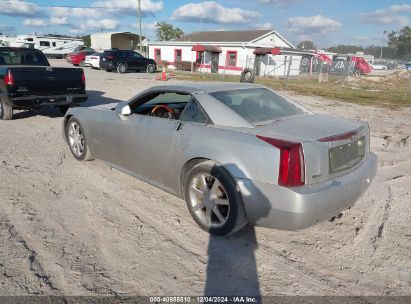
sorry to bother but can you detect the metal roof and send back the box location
[175,30,272,43]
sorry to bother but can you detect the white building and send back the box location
[90,32,143,52]
[147,29,302,76]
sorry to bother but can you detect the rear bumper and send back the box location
[237,152,378,230]
[2,93,88,109]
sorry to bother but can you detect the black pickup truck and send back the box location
[0,47,87,120]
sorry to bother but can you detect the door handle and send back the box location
[176,122,183,131]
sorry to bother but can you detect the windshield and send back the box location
[0,49,48,66]
[210,88,304,125]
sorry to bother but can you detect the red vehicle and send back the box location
[66,50,95,67]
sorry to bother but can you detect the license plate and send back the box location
[329,136,365,174]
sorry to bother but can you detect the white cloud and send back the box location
[287,15,342,36]
[259,0,302,6]
[0,0,41,17]
[172,1,260,24]
[92,0,163,15]
[253,22,273,29]
[74,19,120,32]
[50,7,103,18]
[389,4,411,13]
[359,4,411,26]
[50,17,69,26]
[23,19,47,27]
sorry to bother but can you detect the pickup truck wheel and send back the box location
[117,63,127,74]
[0,99,13,120]
[66,117,92,161]
[184,161,248,236]
[147,64,156,73]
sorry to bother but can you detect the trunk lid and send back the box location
[255,114,364,142]
[242,113,369,185]
[256,114,370,185]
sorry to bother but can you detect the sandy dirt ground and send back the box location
[0,60,410,297]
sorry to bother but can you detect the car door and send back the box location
[103,91,191,189]
[130,52,146,70]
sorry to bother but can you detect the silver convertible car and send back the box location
[63,83,377,235]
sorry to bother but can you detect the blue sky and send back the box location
[0,0,410,47]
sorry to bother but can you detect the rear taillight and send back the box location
[4,70,14,86]
[257,135,305,187]
[81,71,85,86]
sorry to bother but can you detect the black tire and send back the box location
[240,68,255,83]
[58,105,69,114]
[106,69,112,72]
[184,161,248,236]
[65,117,92,161]
[0,99,13,120]
[147,63,156,73]
[117,63,127,74]
[79,60,85,67]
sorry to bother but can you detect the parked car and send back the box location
[66,50,96,67]
[0,47,87,120]
[99,49,156,73]
[63,83,377,235]
[84,52,101,69]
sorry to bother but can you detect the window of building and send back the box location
[196,51,204,64]
[40,41,50,47]
[52,42,56,47]
[154,48,161,61]
[226,51,237,67]
[174,49,182,63]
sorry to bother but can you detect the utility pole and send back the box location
[138,0,142,54]
[380,30,387,59]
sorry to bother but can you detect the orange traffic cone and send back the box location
[161,67,167,81]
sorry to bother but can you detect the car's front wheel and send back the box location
[66,117,92,161]
[0,99,13,120]
[184,161,248,235]
[117,63,127,73]
[147,63,156,73]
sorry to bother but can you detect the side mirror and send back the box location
[120,105,131,116]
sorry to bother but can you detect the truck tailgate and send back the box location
[9,66,84,95]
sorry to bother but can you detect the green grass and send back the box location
[172,71,411,109]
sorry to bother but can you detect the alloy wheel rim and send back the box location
[189,173,230,228]
[119,65,126,72]
[68,122,84,157]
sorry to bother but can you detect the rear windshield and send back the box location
[0,49,48,66]
[210,88,304,125]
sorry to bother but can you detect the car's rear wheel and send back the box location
[184,161,248,235]
[0,99,13,120]
[66,117,92,161]
[117,63,127,73]
[147,63,156,73]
